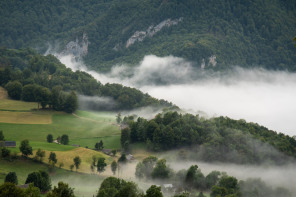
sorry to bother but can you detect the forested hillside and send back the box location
[0,0,295,71]
[122,111,296,164]
[0,48,172,110]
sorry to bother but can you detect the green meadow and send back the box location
[0,110,120,150]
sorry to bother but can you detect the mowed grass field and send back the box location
[0,109,120,149]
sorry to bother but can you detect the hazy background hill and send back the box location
[0,0,296,71]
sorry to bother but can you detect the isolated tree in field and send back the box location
[97,157,107,174]
[19,139,33,157]
[111,161,117,175]
[5,80,22,100]
[60,134,69,145]
[47,134,53,143]
[46,181,75,197]
[59,162,64,169]
[145,185,163,197]
[70,164,74,172]
[48,152,57,167]
[5,172,18,185]
[0,130,4,141]
[35,148,45,162]
[95,140,104,150]
[116,112,122,124]
[120,128,130,152]
[73,156,81,171]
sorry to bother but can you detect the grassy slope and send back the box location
[0,88,121,196]
[0,159,106,196]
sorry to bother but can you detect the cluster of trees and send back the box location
[47,134,69,145]
[97,177,164,197]
[0,48,172,110]
[1,0,295,71]
[134,156,292,197]
[122,111,296,164]
[1,172,75,197]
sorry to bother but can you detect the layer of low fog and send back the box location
[58,54,296,137]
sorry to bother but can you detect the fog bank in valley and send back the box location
[58,54,296,136]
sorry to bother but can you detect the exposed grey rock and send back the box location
[125,18,183,48]
[62,33,89,60]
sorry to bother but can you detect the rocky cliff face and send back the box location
[125,18,183,48]
[62,33,89,60]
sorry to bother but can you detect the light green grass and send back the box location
[0,111,120,149]
[0,99,38,111]
[70,135,121,150]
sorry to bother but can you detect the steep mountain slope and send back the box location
[0,0,295,71]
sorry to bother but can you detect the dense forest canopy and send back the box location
[0,0,295,71]
[0,48,172,110]
[123,111,296,164]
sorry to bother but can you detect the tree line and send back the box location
[0,48,172,111]
[121,111,296,164]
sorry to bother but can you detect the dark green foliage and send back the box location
[1,1,295,71]
[19,139,33,157]
[118,154,127,163]
[64,91,78,113]
[34,149,45,162]
[127,112,296,164]
[185,165,198,187]
[0,182,41,196]
[46,181,75,197]
[0,48,171,111]
[145,185,163,197]
[0,130,4,141]
[60,135,69,145]
[95,140,104,150]
[210,176,241,197]
[97,157,107,174]
[135,156,158,179]
[5,80,22,100]
[4,172,18,185]
[205,171,221,189]
[73,156,81,171]
[1,148,10,158]
[47,134,53,143]
[111,161,117,175]
[97,177,142,197]
[48,152,57,166]
[120,128,130,149]
[25,171,51,192]
[151,159,171,179]
[0,182,25,196]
